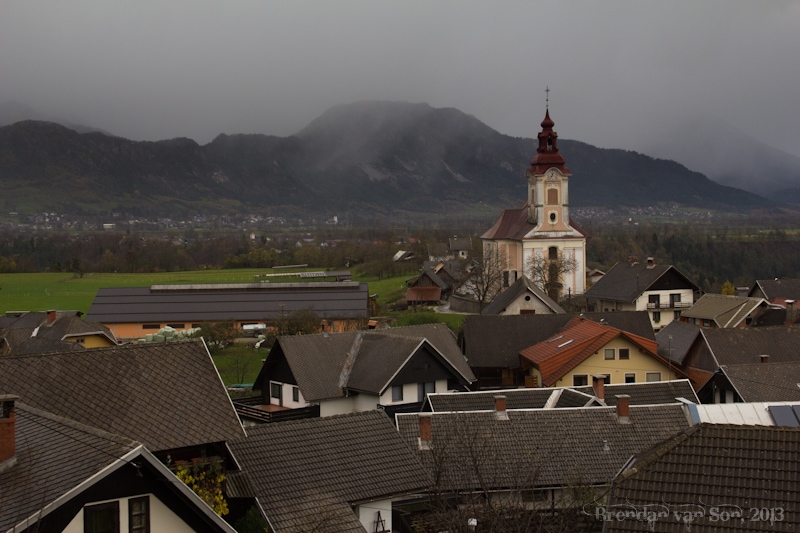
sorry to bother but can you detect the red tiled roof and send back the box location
[684,366,714,390]
[480,206,533,240]
[519,318,671,386]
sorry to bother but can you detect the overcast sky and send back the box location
[2,1,799,157]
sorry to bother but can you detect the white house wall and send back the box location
[63,495,196,533]
[357,498,393,533]
[320,396,356,417]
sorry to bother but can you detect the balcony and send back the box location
[647,301,692,310]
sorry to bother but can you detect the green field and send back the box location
[0,269,418,315]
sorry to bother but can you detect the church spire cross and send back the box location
[545,86,550,109]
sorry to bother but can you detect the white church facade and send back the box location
[481,106,588,299]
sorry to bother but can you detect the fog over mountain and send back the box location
[1,1,798,160]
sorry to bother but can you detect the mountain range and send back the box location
[0,100,789,219]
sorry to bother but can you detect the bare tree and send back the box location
[411,413,603,533]
[526,249,577,302]
[459,243,508,312]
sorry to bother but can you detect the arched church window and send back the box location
[547,188,559,205]
[548,246,558,260]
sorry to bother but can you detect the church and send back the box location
[481,103,588,299]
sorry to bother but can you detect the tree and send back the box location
[721,280,735,295]
[196,320,239,352]
[459,243,508,312]
[526,248,577,302]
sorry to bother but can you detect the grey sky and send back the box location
[2,1,799,157]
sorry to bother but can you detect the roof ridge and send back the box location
[17,403,140,449]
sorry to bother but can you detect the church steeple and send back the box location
[529,105,570,175]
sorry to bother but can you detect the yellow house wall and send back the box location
[551,337,678,386]
[65,335,115,348]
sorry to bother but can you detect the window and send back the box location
[392,385,403,402]
[703,319,711,327]
[292,387,299,403]
[653,311,661,323]
[604,349,615,360]
[669,293,681,307]
[167,323,185,329]
[128,496,150,533]
[648,294,661,309]
[646,372,662,382]
[618,348,630,360]
[417,381,435,402]
[548,212,557,224]
[84,501,119,533]
[191,324,201,328]
[674,311,681,320]
[270,382,282,399]
[573,375,588,387]
[548,246,558,260]
[624,373,636,383]
[76,338,85,344]
[547,188,559,205]
[142,324,160,330]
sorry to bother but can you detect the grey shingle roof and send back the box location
[0,404,138,533]
[425,380,696,412]
[597,379,699,405]
[396,404,690,492]
[655,320,701,363]
[460,312,655,369]
[703,324,800,366]
[751,278,800,301]
[0,340,245,451]
[85,282,370,323]
[682,293,768,327]
[481,275,565,315]
[262,324,475,402]
[229,410,431,533]
[605,424,800,532]
[720,363,800,402]
[584,262,699,303]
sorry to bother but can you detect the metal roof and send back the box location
[85,282,370,323]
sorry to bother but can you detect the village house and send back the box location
[603,424,799,532]
[518,317,685,388]
[480,274,565,315]
[679,293,775,328]
[253,324,475,418]
[584,257,701,331]
[0,395,237,533]
[228,410,431,533]
[0,310,117,355]
[85,281,370,339]
[395,399,690,527]
[459,312,655,389]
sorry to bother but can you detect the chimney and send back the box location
[592,375,606,400]
[628,256,639,266]
[418,414,432,450]
[760,354,769,364]
[47,310,57,324]
[0,395,19,466]
[494,395,509,420]
[615,394,630,424]
[646,257,655,269]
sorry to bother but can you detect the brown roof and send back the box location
[519,318,666,386]
[256,324,475,402]
[584,261,700,303]
[0,340,245,451]
[605,424,800,532]
[682,293,768,327]
[0,403,138,533]
[720,362,800,402]
[703,324,800,366]
[396,404,690,492]
[229,410,431,533]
